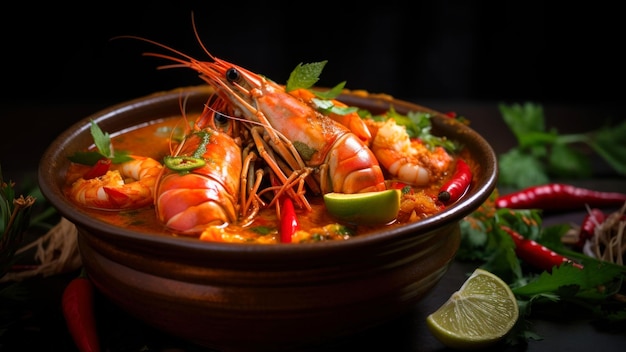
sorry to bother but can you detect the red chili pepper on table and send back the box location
[82,158,111,179]
[500,225,583,271]
[495,183,626,211]
[574,208,606,249]
[280,197,299,243]
[438,158,472,205]
[62,269,100,352]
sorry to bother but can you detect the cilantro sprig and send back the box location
[285,60,353,113]
[385,107,460,153]
[497,102,626,189]
[67,120,132,165]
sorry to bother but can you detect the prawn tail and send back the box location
[156,173,239,235]
[155,128,243,235]
[325,133,386,194]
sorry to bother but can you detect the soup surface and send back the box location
[63,111,466,244]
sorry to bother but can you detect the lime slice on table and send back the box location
[323,189,401,225]
[426,268,519,350]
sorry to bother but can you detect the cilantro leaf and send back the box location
[588,119,626,175]
[497,102,626,189]
[67,120,132,166]
[499,102,545,140]
[310,81,346,100]
[383,107,459,152]
[311,97,358,116]
[498,149,550,188]
[480,229,523,284]
[91,120,112,158]
[548,142,592,177]
[284,62,352,114]
[285,60,327,92]
[67,151,107,166]
[512,262,622,297]
[458,219,490,261]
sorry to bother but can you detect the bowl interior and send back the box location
[38,85,497,254]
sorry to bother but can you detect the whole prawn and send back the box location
[67,155,162,210]
[154,100,246,235]
[116,20,386,199]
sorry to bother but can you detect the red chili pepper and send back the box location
[438,158,472,204]
[62,269,100,352]
[495,183,626,211]
[280,197,299,243]
[82,158,111,179]
[500,225,583,271]
[575,208,606,249]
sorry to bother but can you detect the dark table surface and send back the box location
[1,98,625,351]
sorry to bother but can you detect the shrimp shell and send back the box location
[68,156,162,210]
[155,126,243,235]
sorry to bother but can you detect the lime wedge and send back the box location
[323,189,401,225]
[426,268,519,350]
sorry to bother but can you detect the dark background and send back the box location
[1,1,622,108]
[4,1,624,183]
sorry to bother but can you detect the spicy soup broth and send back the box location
[63,115,457,244]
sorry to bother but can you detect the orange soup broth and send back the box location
[63,115,458,243]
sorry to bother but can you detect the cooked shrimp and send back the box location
[68,156,163,210]
[371,119,452,186]
[116,27,386,198]
[155,117,244,235]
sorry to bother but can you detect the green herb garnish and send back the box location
[285,61,328,92]
[311,97,358,116]
[385,107,460,153]
[497,102,626,189]
[0,165,36,278]
[67,120,132,165]
[285,61,349,102]
[459,190,626,345]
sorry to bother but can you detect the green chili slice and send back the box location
[163,156,206,171]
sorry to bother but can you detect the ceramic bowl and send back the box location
[38,85,497,351]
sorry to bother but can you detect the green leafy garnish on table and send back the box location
[459,190,626,345]
[0,165,36,278]
[497,102,626,189]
